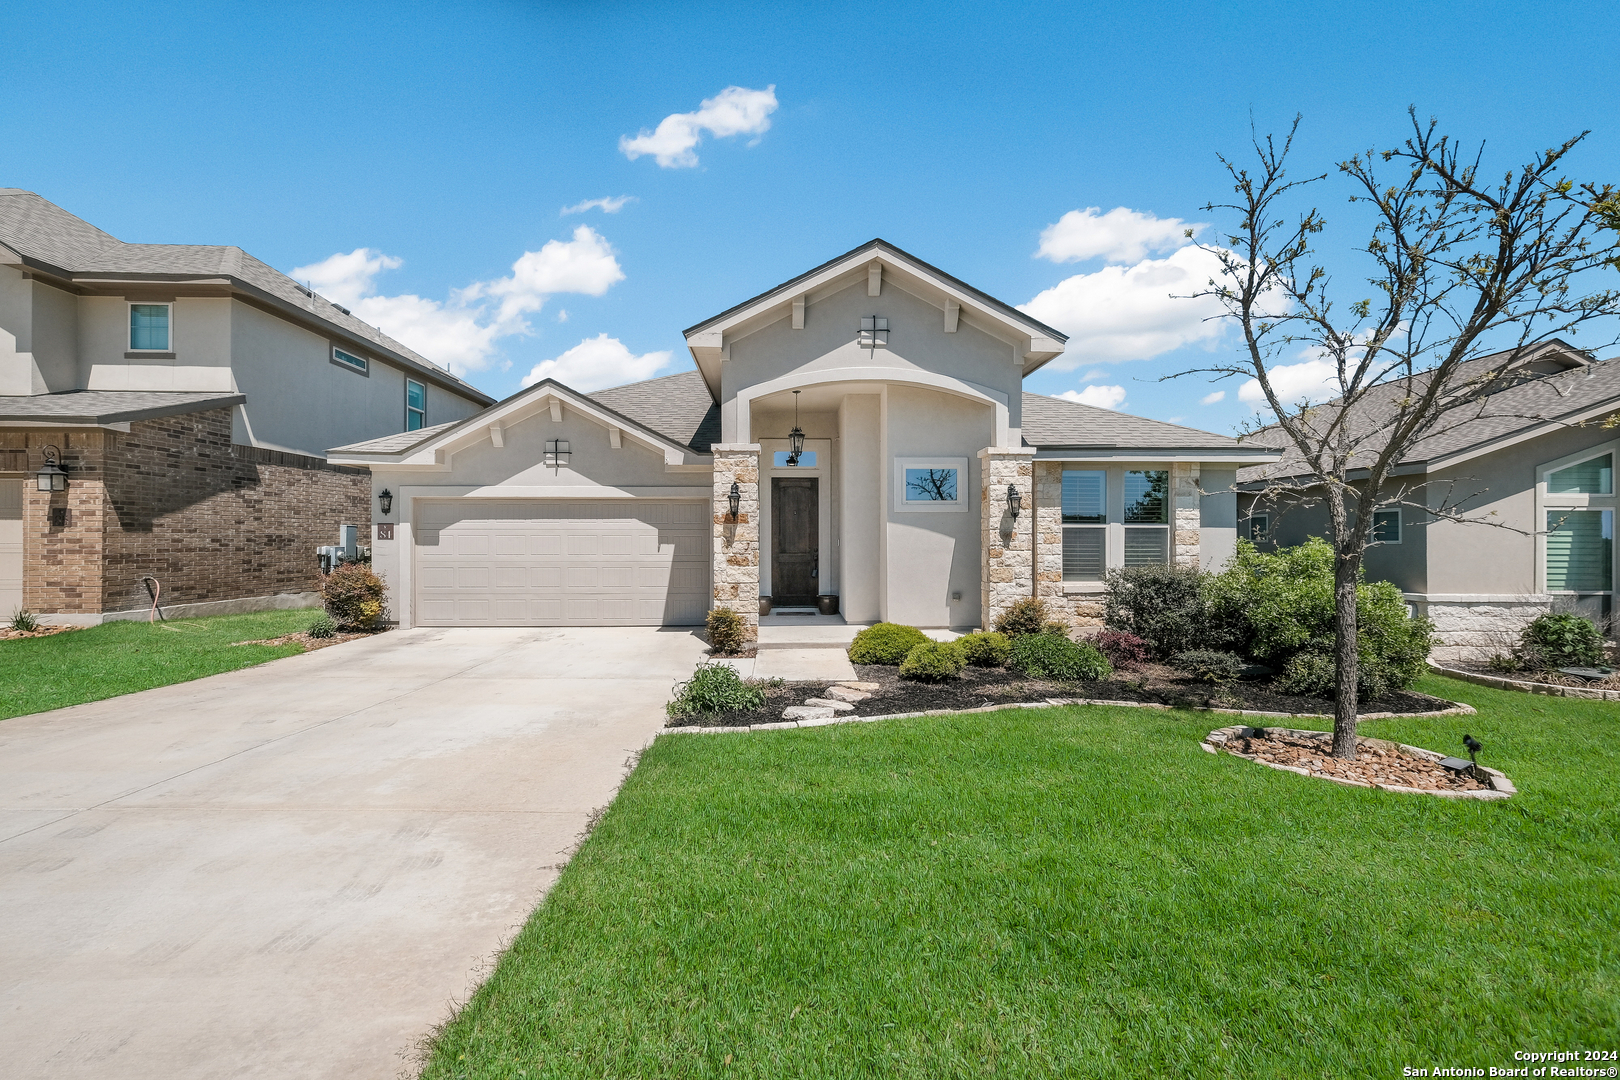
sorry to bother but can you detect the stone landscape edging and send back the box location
[660,695,1476,737]
[1429,661,1620,701]
[1202,724,1516,800]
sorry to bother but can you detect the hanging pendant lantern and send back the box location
[787,390,805,464]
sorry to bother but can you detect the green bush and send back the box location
[1170,649,1246,685]
[322,562,387,630]
[991,597,1050,637]
[957,631,1011,668]
[849,622,931,665]
[1008,632,1113,681]
[899,640,967,682]
[1103,562,1214,658]
[10,609,39,633]
[307,614,338,639]
[1520,612,1606,669]
[1272,648,1406,701]
[666,661,766,720]
[706,607,748,654]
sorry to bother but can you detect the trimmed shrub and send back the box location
[899,640,967,682]
[667,661,766,719]
[1171,649,1246,685]
[10,609,39,632]
[1041,621,1072,638]
[322,563,387,630]
[1009,632,1113,681]
[1519,612,1606,669]
[992,597,1050,638]
[1272,649,1404,701]
[307,614,338,639]
[1103,562,1214,658]
[706,607,749,654]
[1094,629,1151,671]
[957,630,1012,668]
[848,622,931,665]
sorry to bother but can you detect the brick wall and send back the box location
[9,409,370,615]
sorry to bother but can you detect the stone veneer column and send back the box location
[979,447,1035,631]
[1172,463,1201,568]
[710,444,761,642]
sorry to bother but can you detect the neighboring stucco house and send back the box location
[1237,339,1620,662]
[0,190,493,623]
[332,240,1279,637]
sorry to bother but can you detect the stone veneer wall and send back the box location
[978,448,1035,631]
[1409,595,1556,664]
[711,444,761,641]
[9,409,369,617]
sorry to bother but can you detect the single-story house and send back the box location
[1237,339,1620,662]
[332,239,1280,637]
[0,190,493,623]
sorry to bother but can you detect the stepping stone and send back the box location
[837,681,881,692]
[804,697,855,712]
[783,705,835,721]
[825,685,871,703]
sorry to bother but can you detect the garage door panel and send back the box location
[414,499,709,627]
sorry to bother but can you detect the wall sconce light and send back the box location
[1007,484,1022,521]
[35,445,68,492]
[378,488,393,516]
[728,481,741,519]
[545,439,571,474]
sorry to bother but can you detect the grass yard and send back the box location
[424,675,1618,1079]
[0,609,325,720]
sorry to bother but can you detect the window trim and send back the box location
[127,301,173,353]
[332,346,369,375]
[1371,509,1401,545]
[1536,439,1620,595]
[405,378,426,431]
[893,457,969,513]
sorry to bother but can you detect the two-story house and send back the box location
[331,240,1280,637]
[0,189,492,623]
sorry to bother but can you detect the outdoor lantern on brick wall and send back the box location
[1007,483,1022,521]
[35,445,67,492]
[728,481,741,519]
[378,488,393,516]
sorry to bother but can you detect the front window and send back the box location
[332,347,368,374]
[1547,509,1613,591]
[129,304,170,351]
[1123,469,1169,566]
[405,379,425,431]
[1062,469,1106,581]
[1372,509,1401,545]
[905,467,958,502]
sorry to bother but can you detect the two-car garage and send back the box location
[413,498,710,627]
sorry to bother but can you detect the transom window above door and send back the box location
[773,450,817,468]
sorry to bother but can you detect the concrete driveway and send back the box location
[0,625,707,1079]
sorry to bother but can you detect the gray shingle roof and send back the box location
[1020,392,1257,451]
[328,422,459,455]
[0,189,492,406]
[588,369,720,453]
[0,390,245,425]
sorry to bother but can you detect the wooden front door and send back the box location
[771,476,819,605]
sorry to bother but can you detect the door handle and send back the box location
[811,566,818,578]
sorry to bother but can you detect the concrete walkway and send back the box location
[0,625,708,1080]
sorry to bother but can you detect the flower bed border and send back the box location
[660,695,1475,737]
[1202,724,1516,800]
[1429,661,1620,702]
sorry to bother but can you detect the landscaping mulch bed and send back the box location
[1450,660,1620,690]
[0,625,80,641]
[669,660,1454,728]
[1219,728,1490,791]
[230,628,384,651]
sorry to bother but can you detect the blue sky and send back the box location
[5,0,1617,432]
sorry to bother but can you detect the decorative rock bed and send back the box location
[1202,724,1516,799]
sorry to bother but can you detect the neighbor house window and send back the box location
[405,379,426,430]
[1546,509,1613,591]
[129,303,171,351]
[1247,514,1270,543]
[1372,509,1402,544]
[1123,469,1169,566]
[332,346,368,374]
[1061,469,1106,582]
[1549,453,1613,495]
[894,458,968,512]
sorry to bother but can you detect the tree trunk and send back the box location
[1331,553,1361,758]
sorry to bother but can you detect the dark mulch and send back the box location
[667,660,1455,728]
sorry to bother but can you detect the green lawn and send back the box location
[0,609,324,720]
[423,675,1618,1079]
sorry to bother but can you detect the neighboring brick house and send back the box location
[0,190,493,623]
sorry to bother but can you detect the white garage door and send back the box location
[0,480,21,619]
[413,499,710,626]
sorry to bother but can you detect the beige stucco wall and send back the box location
[81,295,235,392]
[839,394,882,623]
[0,269,80,395]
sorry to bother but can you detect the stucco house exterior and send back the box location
[0,190,492,623]
[1237,339,1620,662]
[332,240,1279,637]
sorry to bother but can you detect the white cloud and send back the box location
[287,229,626,376]
[619,85,779,168]
[1238,357,1340,411]
[1036,207,1206,264]
[556,309,569,323]
[561,195,637,216]
[521,334,674,393]
[1200,390,1226,405]
[1021,244,1228,370]
[1058,385,1128,410]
